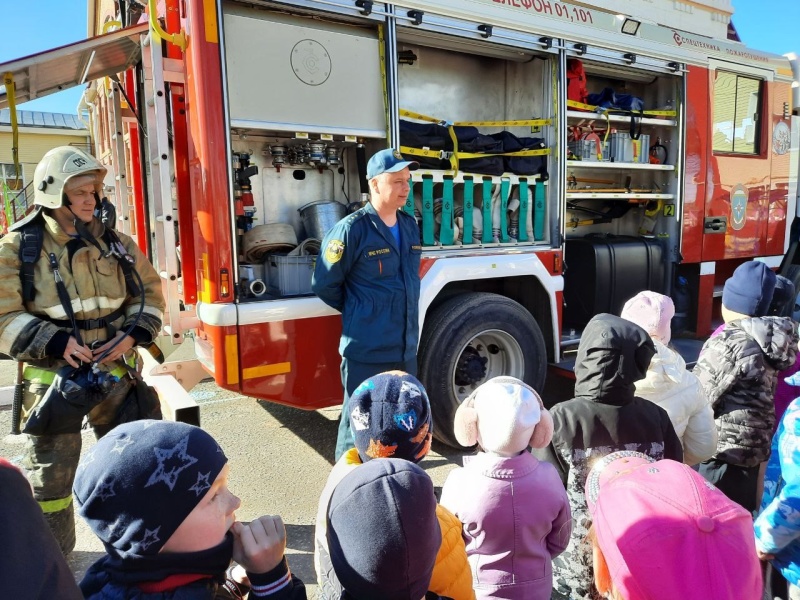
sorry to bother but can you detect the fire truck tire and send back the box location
[785,265,800,322]
[418,291,547,448]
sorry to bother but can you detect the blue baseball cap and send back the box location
[366,148,419,180]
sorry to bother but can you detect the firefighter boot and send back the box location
[22,427,82,557]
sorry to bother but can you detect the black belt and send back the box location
[44,307,125,330]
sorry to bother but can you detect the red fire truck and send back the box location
[1,0,798,444]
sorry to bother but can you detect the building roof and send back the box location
[0,109,87,131]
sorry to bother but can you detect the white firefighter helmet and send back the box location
[32,146,107,209]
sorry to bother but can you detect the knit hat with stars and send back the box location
[73,420,228,558]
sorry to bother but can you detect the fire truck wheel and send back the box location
[418,291,547,448]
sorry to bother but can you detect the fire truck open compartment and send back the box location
[562,57,683,331]
[221,3,388,301]
[395,31,556,249]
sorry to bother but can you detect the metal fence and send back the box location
[1,180,33,233]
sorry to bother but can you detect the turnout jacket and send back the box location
[634,340,717,465]
[755,394,800,587]
[694,316,798,467]
[312,202,421,363]
[532,314,683,600]
[0,213,164,368]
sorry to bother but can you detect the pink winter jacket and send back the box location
[440,451,571,600]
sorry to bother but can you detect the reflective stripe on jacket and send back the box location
[0,213,164,371]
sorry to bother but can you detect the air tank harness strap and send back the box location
[44,306,125,331]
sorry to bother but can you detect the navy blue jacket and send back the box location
[312,202,421,363]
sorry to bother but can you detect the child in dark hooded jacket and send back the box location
[532,313,683,600]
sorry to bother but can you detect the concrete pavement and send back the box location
[0,376,471,597]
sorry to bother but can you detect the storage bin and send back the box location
[608,133,650,164]
[568,139,606,162]
[563,234,666,328]
[266,254,316,296]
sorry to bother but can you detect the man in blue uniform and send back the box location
[313,149,421,460]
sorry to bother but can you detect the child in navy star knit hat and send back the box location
[73,420,308,599]
[314,372,474,600]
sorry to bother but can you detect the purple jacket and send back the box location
[440,451,571,600]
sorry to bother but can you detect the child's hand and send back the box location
[231,515,287,575]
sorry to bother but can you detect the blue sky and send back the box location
[1,0,799,114]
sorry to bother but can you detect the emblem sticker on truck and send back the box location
[730,184,748,231]
[325,239,345,263]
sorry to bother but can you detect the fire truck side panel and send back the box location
[185,0,235,305]
[767,81,794,256]
[681,66,709,264]
[237,316,342,409]
[701,63,774,262]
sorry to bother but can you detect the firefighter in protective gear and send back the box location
[0,146,165,554]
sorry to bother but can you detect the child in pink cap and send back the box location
[585,451,762,600]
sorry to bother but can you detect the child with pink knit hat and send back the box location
[585,451,762,600]
[620,291,716,465]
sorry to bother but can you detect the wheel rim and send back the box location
[451,329,525,402]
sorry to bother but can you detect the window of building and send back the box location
[712,70,762,155]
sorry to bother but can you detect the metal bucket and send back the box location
[298,201,347,240]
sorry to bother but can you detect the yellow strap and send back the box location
[399,109,445,124]
[455,148,551,159]
[453,119,551,127]
[38,495,73,513]
[567,99,677,117]
[446,126,459,172]
[23,366,56,385]
[400,146,449,159]
[400,110,552,128]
